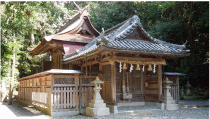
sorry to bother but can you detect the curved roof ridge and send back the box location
[108,15,186,49]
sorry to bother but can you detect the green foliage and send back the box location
[180,94,185,100]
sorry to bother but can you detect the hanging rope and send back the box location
[114,59,166,65]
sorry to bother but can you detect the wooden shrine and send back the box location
[18,2,190,116]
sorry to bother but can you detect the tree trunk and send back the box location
[8,39,16,105]
[29,28,35,46]
[38,21,46,41]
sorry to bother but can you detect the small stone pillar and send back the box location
[163,77,179,110]
[180,86,185,95]
[86,76,110,117]
[186,81,191,96]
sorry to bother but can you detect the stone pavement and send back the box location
[0,99,209,119]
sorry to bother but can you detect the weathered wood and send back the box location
[110,61,116,103]
[74,74,79,109]
[158,64,162,100]
[70,87,72,108]
[113,56,163,62]
[66,87,69,108]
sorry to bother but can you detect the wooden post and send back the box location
[99,64,103,98]
[110,61,116,103]
[50,74,54,111]
[158,64,162,101]
[140,66,143,93]
[75,74,79,109]
[176,76,179,104]
[89,63,92,70]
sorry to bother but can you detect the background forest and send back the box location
[1,1,209,93]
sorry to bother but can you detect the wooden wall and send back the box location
[115,63,145,103]
[18,74,97,111]
[144,67,159,102]
[18,75,52,108]
[101,64,112,103]
[43,61,51,71]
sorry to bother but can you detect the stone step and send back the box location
[164,104,179,110]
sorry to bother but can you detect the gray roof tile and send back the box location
[63,15,190,62]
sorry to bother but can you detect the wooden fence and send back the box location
[169,84,179,104]
[52,75,95,109]
[18,71,97,111]
[18,75,52,108]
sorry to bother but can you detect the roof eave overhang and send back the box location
[103,46,190,59]
[62,46,103,64]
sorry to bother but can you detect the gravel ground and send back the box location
[179,100,209,105]
[0,99,209,119]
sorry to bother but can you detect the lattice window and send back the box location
[54,77,75,84]
[82,77,95,84]
[102,65,111,80]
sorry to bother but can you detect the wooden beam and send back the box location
[158,64,162,101]
[113,56,162,62]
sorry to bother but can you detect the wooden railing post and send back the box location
[50,74,54,111]
[75,74,79,109]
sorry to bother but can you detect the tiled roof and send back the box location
[106,39,189,54]
[63,15,190,62]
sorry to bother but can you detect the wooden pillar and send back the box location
[176,76,179,104]
[89,63,92,70]
[141,65,146,93]
[140,66,144,93]
[75,74,79,109]
[81,66,84,70]
[158,64,162,100]
[50,74,54,111]
[110,61,116,103]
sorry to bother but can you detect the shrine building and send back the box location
[18,3,189,116]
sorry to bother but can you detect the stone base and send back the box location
[164,104,179,110]
[164,99,175,104]
[145,102,164,110]
[106,105,118,114]
[86,107,110,117]
[118,102,145,107]
[51,108,86,117]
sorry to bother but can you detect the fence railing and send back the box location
[18,70,99,111]
[169,84,179,104]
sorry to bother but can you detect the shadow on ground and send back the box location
[0,99,50,118]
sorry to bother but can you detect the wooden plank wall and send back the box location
[101,64,112,103]
[19,74,96,110]
[145,70,159,102]
[18,75,52,108]
[115,63,145,103]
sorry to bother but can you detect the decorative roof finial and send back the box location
[73,1,82,11]
[102,28,105,37]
